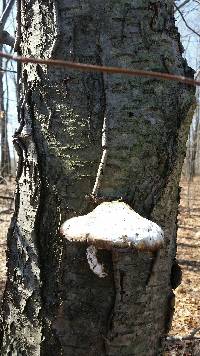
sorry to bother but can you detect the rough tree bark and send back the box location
[0,0,195,355]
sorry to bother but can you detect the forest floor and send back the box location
[163,176,200,355]
[0,176,199,355]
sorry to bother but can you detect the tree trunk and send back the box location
[0,85,11,177]
[0,1,195,355]
[0,0,11,177]
[0,47,11,178]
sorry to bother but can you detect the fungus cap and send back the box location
[60,201,164,251]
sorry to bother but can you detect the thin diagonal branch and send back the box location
[175,4,200,37]
[175,0,191,12]
[0,0,15,47]
[0,0,15,28]
[166,327,200,341]
[0,50,199,86]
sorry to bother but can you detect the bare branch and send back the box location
[0,0,15,28]
[0,0,15,47]
[175,0,191,12]
[0,50,199,87]
[0,195,13,200]
[166,327,200,341]
[0,67,17,73]
[175,4,200,37]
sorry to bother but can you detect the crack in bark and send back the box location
[50,0,61,58]
[119,270,125,302]
[92,116,108,197]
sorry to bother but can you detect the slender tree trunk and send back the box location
[0,1,195,355]
[0,0,11,177]
[0,78,11,177]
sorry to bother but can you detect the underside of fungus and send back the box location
[60,201,164,277]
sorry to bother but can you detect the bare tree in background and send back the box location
[0,0,15,178]
[0,57,11,178]
[194,76,200,174]
[176,1,200,182]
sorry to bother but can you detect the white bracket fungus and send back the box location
[60,201,164,277]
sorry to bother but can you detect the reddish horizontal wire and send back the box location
[0,50,200,86]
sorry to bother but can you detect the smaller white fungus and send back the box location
[86,245,107,278]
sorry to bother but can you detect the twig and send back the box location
[0,0,15,47]
[0,51,200,86]
[175,0,191,12]
[0,0,15,28]
[0,196,14,200]
[0,67,17,73]
[166,327,200,341]
[0,176,7,184]
[188,327,200,338]
[174,4,200,37]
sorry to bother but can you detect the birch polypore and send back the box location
[61,201,164,276]
[61,201,164,278]
[61,201,164,250]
